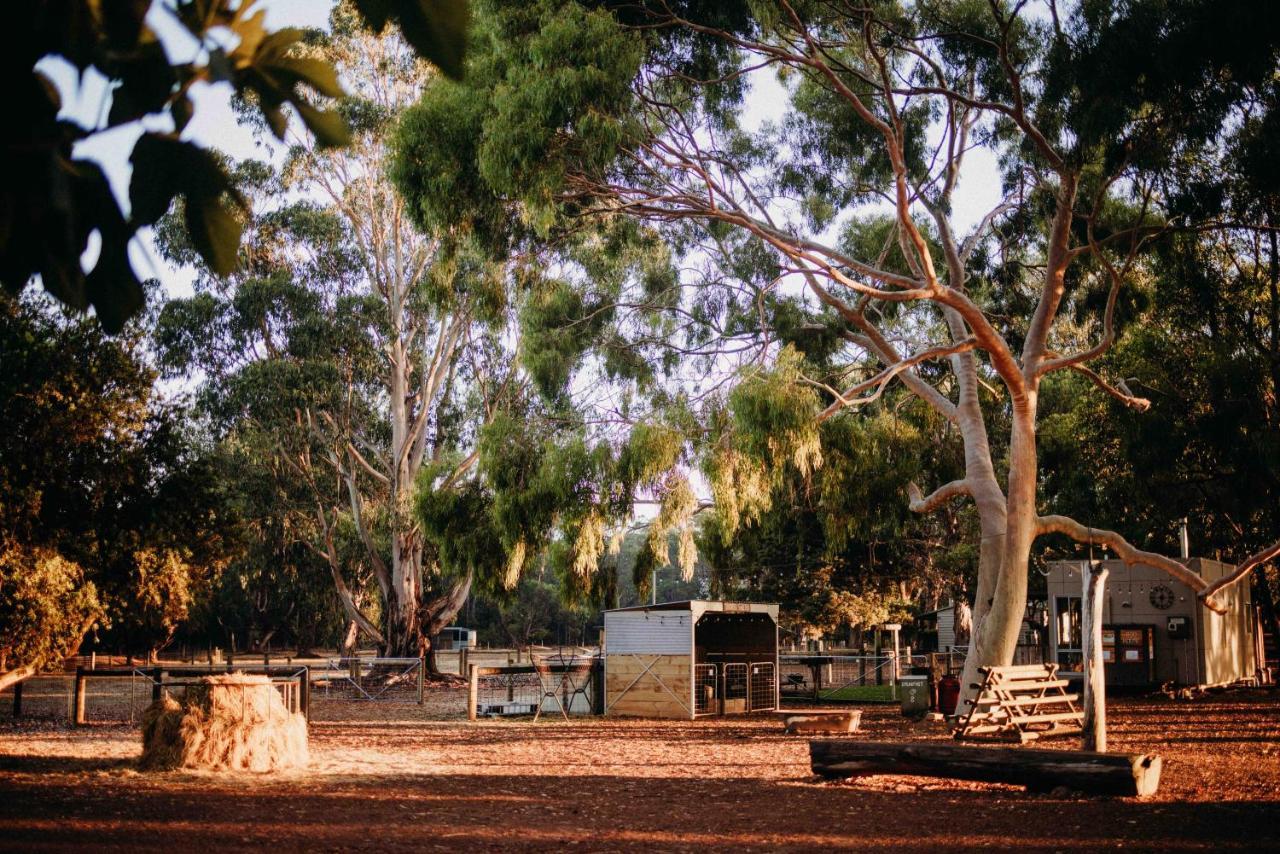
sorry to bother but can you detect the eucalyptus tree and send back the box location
[393,0,1280,696]
[158,8,509,662]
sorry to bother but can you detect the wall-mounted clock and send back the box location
[1149,584,1175,610]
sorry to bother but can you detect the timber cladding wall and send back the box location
[605,654,692,719]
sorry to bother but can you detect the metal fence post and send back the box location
[418,656,426,705]
[468,664,479,721]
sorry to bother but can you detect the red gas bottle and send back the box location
[937,674,961,716]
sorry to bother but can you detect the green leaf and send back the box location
[128,134,186,226]
[292,100,352,148]
[129,134,246,275]
[100,0,151,51]
[185,194,243,277]
[108,41,177,126]
[270,56,346,98]
[351,0,393,33]
[228,7,269,63]
[172,93,194,132]
[392,1,469,80]
[261,104,288,140]
[84,239,143,334]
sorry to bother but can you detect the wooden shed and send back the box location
[602,600,779,719]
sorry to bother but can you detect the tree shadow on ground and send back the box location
[1,771,1277,852]
[0,754,135,774]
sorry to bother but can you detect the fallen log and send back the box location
[810,740,1161,797]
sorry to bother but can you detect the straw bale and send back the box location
[139,672,307,772]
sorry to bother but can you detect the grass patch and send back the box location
[818,684,899,703]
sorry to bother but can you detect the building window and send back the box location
[1055,596,1082,670]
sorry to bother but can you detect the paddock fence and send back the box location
[779,654,903,703]
[316,657,424,702]
[0,665,309,725]
[691,661,778,716]
[467,654,601,720]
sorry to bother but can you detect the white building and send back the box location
[1045,558,1262,688]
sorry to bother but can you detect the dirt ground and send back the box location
[1,689,1278,852]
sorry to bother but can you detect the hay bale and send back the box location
[139,673,308,772]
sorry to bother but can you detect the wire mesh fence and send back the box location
[693,664,718,716]
[721,663,748,712]
[779,654,902,702]
[469,657,601,718]
[317,657,423,702]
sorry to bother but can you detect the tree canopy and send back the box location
[391,0,1280,694]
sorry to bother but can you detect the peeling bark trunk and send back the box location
[340,619,359,656]
[1082,563,1109,751]
[418,571,473,674]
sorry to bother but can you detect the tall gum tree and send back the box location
[158,7,512,663]
[397,0,1280,699]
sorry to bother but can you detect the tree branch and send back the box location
[1060,361,1151,411]
[1199,539,1280,604]
[1035,514,1226,612]
[908,479,973,514]
[816,337,978,421]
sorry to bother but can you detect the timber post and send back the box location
[299,666,311,722]
[468,664,479,721]
[418,654,426,705]
[1082,562,1109,752]
[73,668,87,725]
[151,667,163,702]
[11,679,22,718]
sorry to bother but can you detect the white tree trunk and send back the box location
[1082,563,1109,752]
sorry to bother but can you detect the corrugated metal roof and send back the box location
[604,600,779,620]
[603,610,693,655]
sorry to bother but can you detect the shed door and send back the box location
[1104,625,1155,686]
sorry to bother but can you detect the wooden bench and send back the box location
[953,663,1083,743]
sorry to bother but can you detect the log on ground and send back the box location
[809,740,1161,797]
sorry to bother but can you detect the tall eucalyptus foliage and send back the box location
[159,7,505,661]
[394,0,1280,698]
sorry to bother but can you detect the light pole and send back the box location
[883,622,902,689]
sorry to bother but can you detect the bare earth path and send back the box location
[1,691,1278,851]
